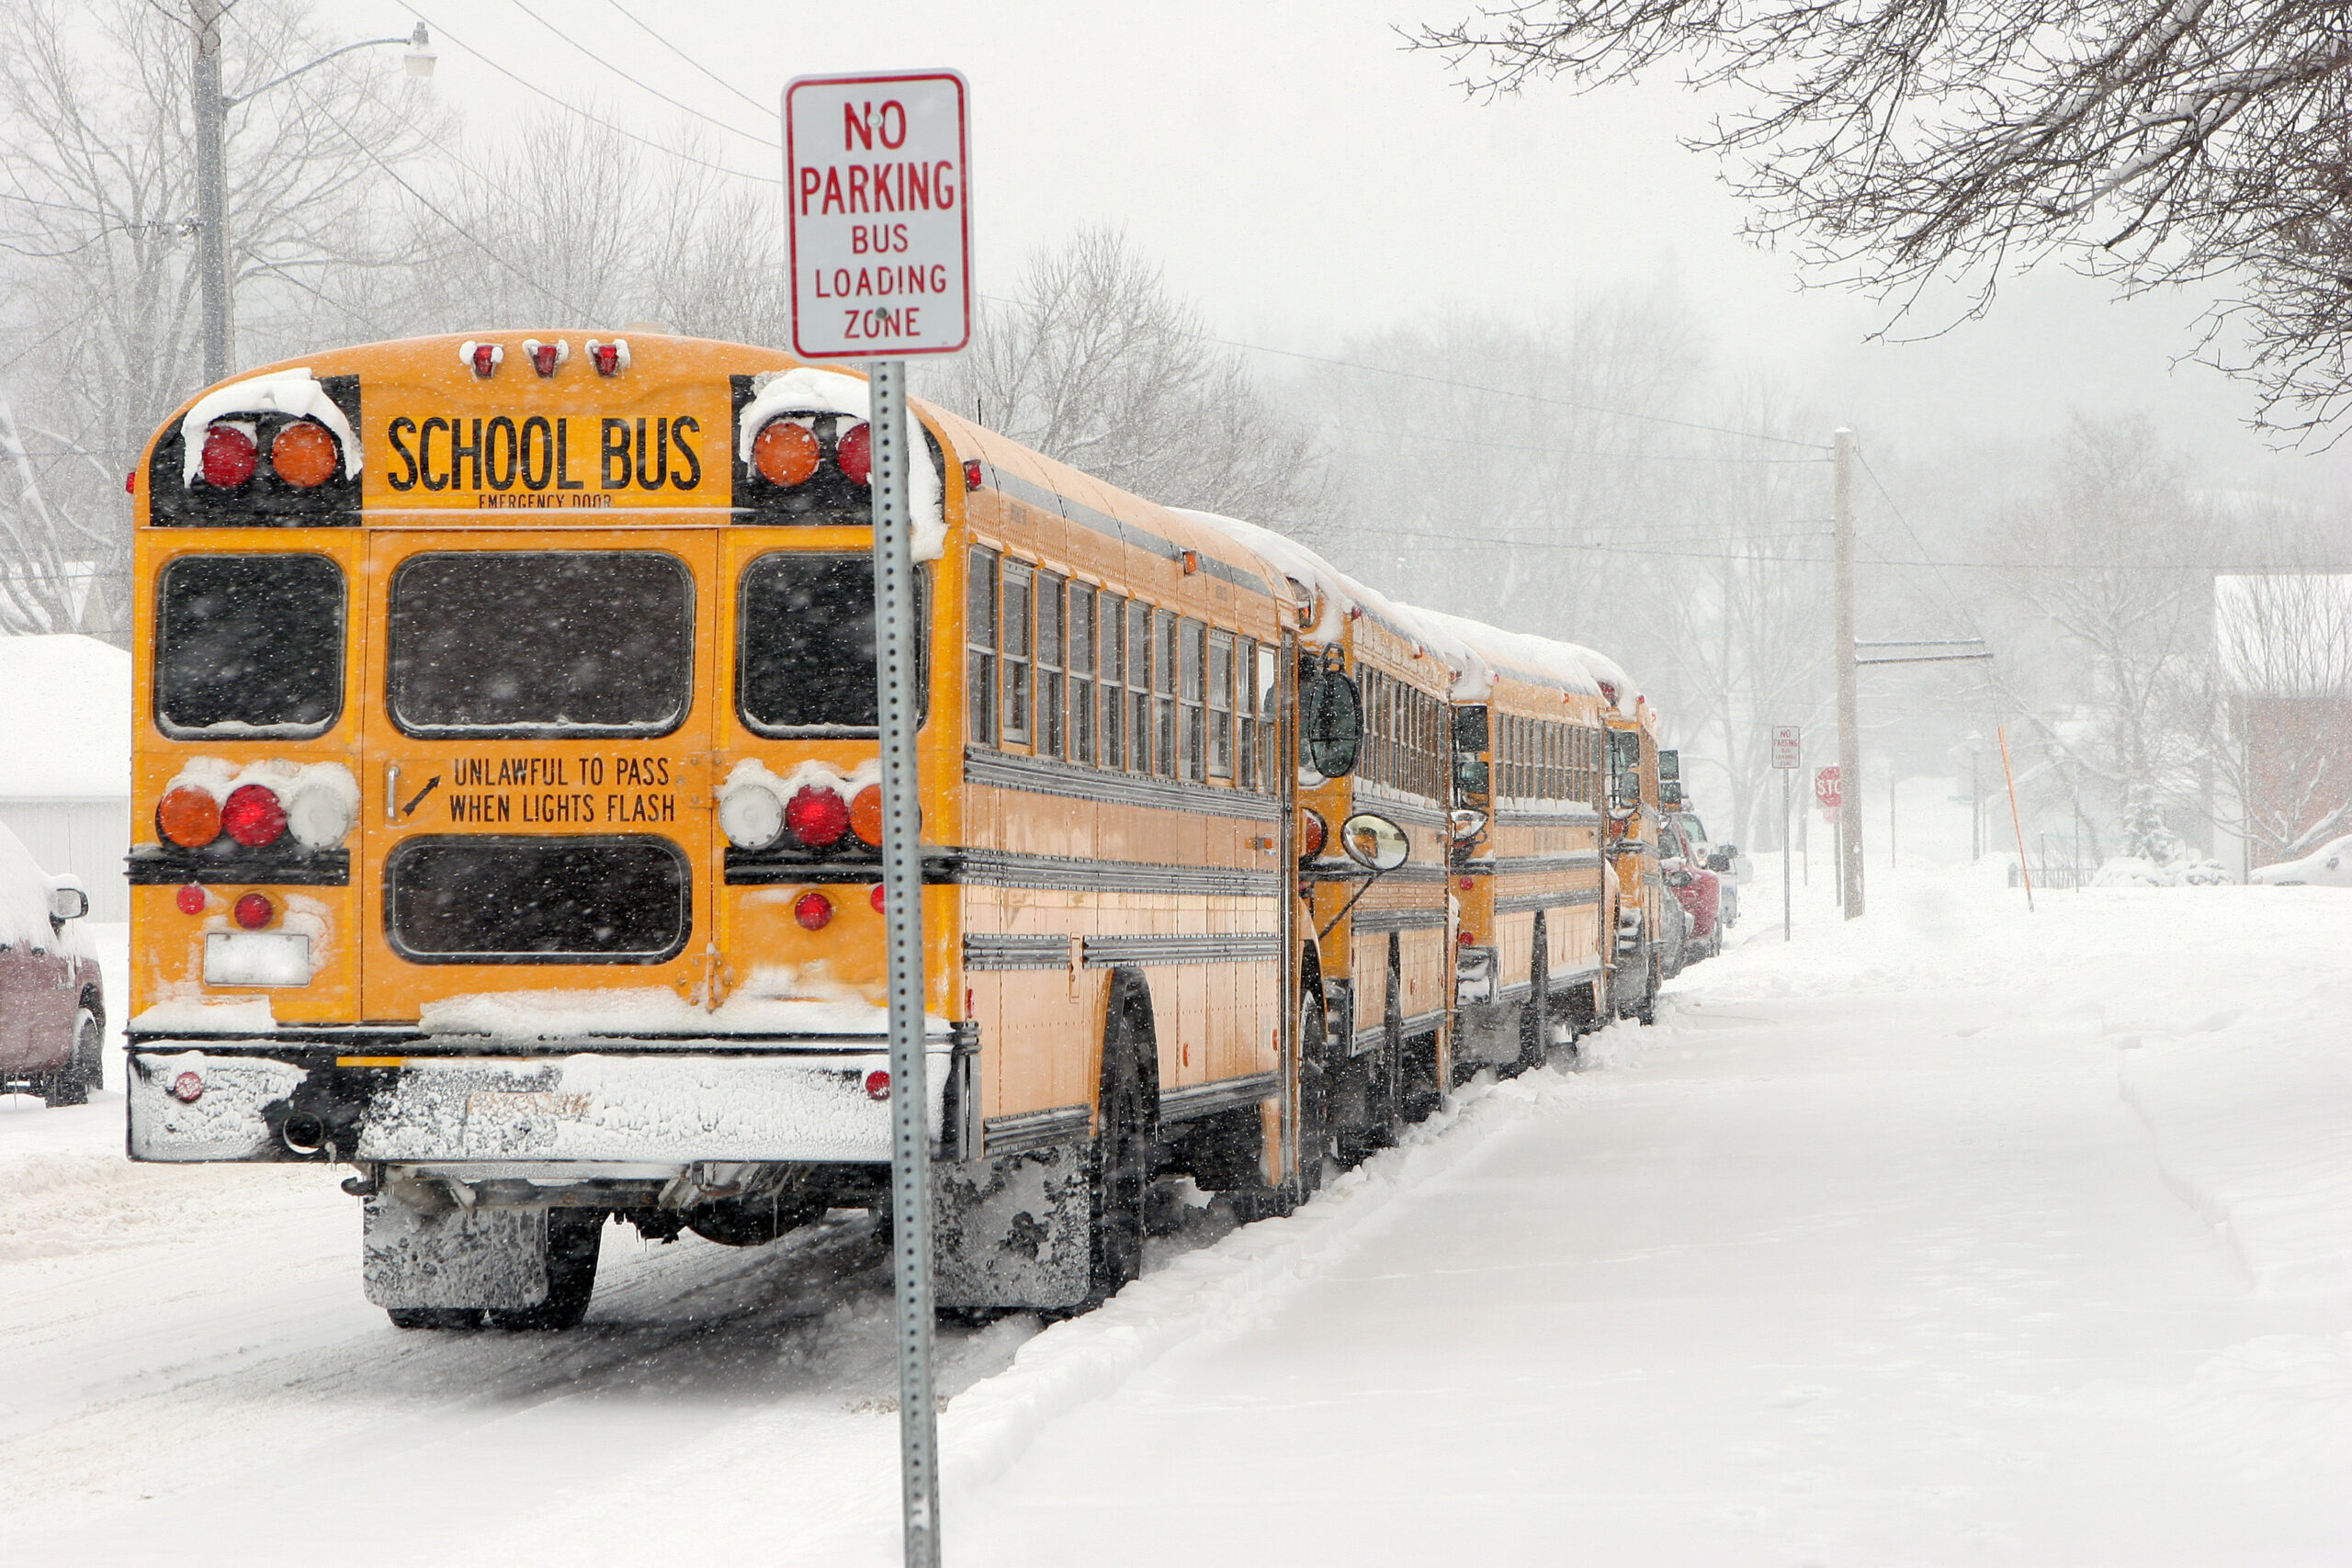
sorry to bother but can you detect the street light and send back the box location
[190,9,435,385]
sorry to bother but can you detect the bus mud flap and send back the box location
[362,1193,551,1310]
[930,1142,1091,1312]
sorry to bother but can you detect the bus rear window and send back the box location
[155,554,345,738]
[385,836,690,963]
[388,552,692,738]
[738,553,927,735]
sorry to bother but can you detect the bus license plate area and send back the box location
[128,1046,948,1164]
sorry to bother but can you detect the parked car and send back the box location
[1658,816,1723,964]
[2251,832,2352,887]
[0,819,104,1106]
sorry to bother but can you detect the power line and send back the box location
[1856,449,1990,642]
[394,2,770,184]
[603,0,771,118]
[501,0,776,150]
[972,295,1833,456]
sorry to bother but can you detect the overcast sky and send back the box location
[321,0,2351,503]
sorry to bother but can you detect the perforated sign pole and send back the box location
[1772,726,1799,943]
[786,70,970,1568]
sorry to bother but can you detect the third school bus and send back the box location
[119,331,1657,1330]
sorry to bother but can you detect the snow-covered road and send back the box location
[3,869,2345,1565]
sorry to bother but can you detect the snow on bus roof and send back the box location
[1172,511,1489,688]
[1407,604,1643,710]
[0,634,130,801]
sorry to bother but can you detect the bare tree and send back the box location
[0,0,435,639]
[1414,1,2352,437]
[920,228,1329,533]
[1971,415,2214,849]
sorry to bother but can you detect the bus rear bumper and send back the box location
[126,1040,963,1166]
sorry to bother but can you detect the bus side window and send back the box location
[1154,608,1179,780]
[1001,560,1033,748]
[967,547,997,747]
[1179,618,1205,782]
[1101,592,1126,769]
[1126,600,1152,773]
[1068,583,1094,765]
[1038,570,1065,761]
[1207,629,1234,781]
[1255,644,1278,794]
[1236,636,1256,786]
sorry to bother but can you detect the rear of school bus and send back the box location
[123,334,1004,1326]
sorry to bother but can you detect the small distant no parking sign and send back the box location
[784,71,970,360]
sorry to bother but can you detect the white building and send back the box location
[0,635,130,920]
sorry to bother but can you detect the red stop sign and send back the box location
[1814,766,1842,807]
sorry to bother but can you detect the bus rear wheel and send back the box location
[1086,987,1156,1305]
[487,1210,605,1331]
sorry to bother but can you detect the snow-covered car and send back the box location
[1658,817,1722,964]
[0,819,104,1106]
[2250,832,2352,886]
[1667,807,1740,926]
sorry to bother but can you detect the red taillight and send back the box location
[528,341,561,376]
[785,785,850,848]
[199,423,256,487]
[171,1071,205,1103]
[1458,930,1476,946]
[850,784,884,847]
[269,419,337,487]
[470,343,500,377]
[125,471,136,494]
[175,884,207,915]
[1299,810,1328,860]
[962,459,983,491]
[220,784,288,847]
[868,883,886,913]
[794,891,834,931]
[233,892,274,930]
[588,338,628,376]
[865,1069,890,1100]
[753,420,820,486]
[836,421,873,485]
[158,784,222,848]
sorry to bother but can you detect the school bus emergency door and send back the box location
[357,526,719,1022]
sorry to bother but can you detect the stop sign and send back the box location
[1815,765,1842,807]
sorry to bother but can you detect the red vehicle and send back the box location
[1657,815,1722,964]
[0,820,104,1106]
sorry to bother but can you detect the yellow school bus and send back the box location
[1409,612,1617,1068]
[123,332,1445,1327]
[1180,514,1465,1173]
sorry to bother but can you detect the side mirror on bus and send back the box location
[1340,812,1410,874]
[1298,667,1363,777]
[1607,729,1643,818]
[1657,749,1680,783]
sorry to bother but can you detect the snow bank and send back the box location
[177,369,360,482]
[0,634,130,800]
[2092,854,2232,886]
[738,368,945,561]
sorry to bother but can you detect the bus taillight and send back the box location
[836,422,873,486]
[198,422,257,488]
[794,891,833,931]
[158,784,222,847]
[269,419,338,488]
[785,785,850,849]
[220,784,288,848]
[232,892,275,930]
[850,784,884,847]
[752,420,820,487]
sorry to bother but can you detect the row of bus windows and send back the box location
[1495,711,1600,806]
[967,547,1279,791]
[153,551,923,741]
[1356,666,1448,803]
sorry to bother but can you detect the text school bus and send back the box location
[124,333,1419,1328]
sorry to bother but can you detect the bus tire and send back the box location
[388,1307,484,1331]
[1295,987,1332,1197]
[487,1210,604,1331]
[1512,917,1551,1076]
[1400,1031,1442,1123]
[1086,977,1158,1304]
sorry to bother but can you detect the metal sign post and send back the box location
[785,69,971,1568]
[1771,726,1799,942]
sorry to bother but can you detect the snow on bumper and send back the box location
[127,1042,951,1165]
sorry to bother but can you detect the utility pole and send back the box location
[193,1,230,385]
[1833,427,1864,919]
